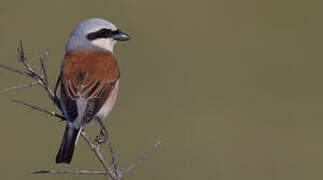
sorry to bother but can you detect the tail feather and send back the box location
[56,125,81,164]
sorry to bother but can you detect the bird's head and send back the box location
[66,18,130,52]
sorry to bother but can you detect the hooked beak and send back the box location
[112,29,130,41]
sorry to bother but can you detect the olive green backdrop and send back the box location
[1,0,323,179]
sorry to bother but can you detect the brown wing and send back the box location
[60,50,120,124]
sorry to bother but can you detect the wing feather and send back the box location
[60,50,120,124]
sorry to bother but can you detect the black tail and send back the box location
[56,125,81,164]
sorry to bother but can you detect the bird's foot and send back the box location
[96,129,108,144]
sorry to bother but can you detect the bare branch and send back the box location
[3,81,40,92]
[0,64,30,76]
[31,170,107,175]
[120,140,161,175]
[109,144,120,180]
[80,131,117,179]
[17,41,38,78]
[40,50,49,84]
[11,99,65,120]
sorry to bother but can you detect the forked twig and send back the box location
[1,41,160,179]
[80,131,117,179]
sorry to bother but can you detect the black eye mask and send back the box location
[87,28,119,40]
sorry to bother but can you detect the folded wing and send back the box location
[60,50,120,124]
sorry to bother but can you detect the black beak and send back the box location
[112,29,130,41]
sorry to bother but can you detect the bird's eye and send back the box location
[100,29,112,37]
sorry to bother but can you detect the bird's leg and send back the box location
[96,119,108,144]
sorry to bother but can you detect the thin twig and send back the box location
[31,170,107,175]
[4,81,40,92]
[40,50,49,84]
[120,140,161,175]
[11,99,66,120]
[0,64,30,76]
[17,41,39,79]
[17,45,36,78]
[109,144,120,180]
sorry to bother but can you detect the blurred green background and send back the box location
[1,0,323,179]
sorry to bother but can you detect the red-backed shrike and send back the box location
[55,18,130,164]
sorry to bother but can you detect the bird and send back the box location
[55,18,130,164]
